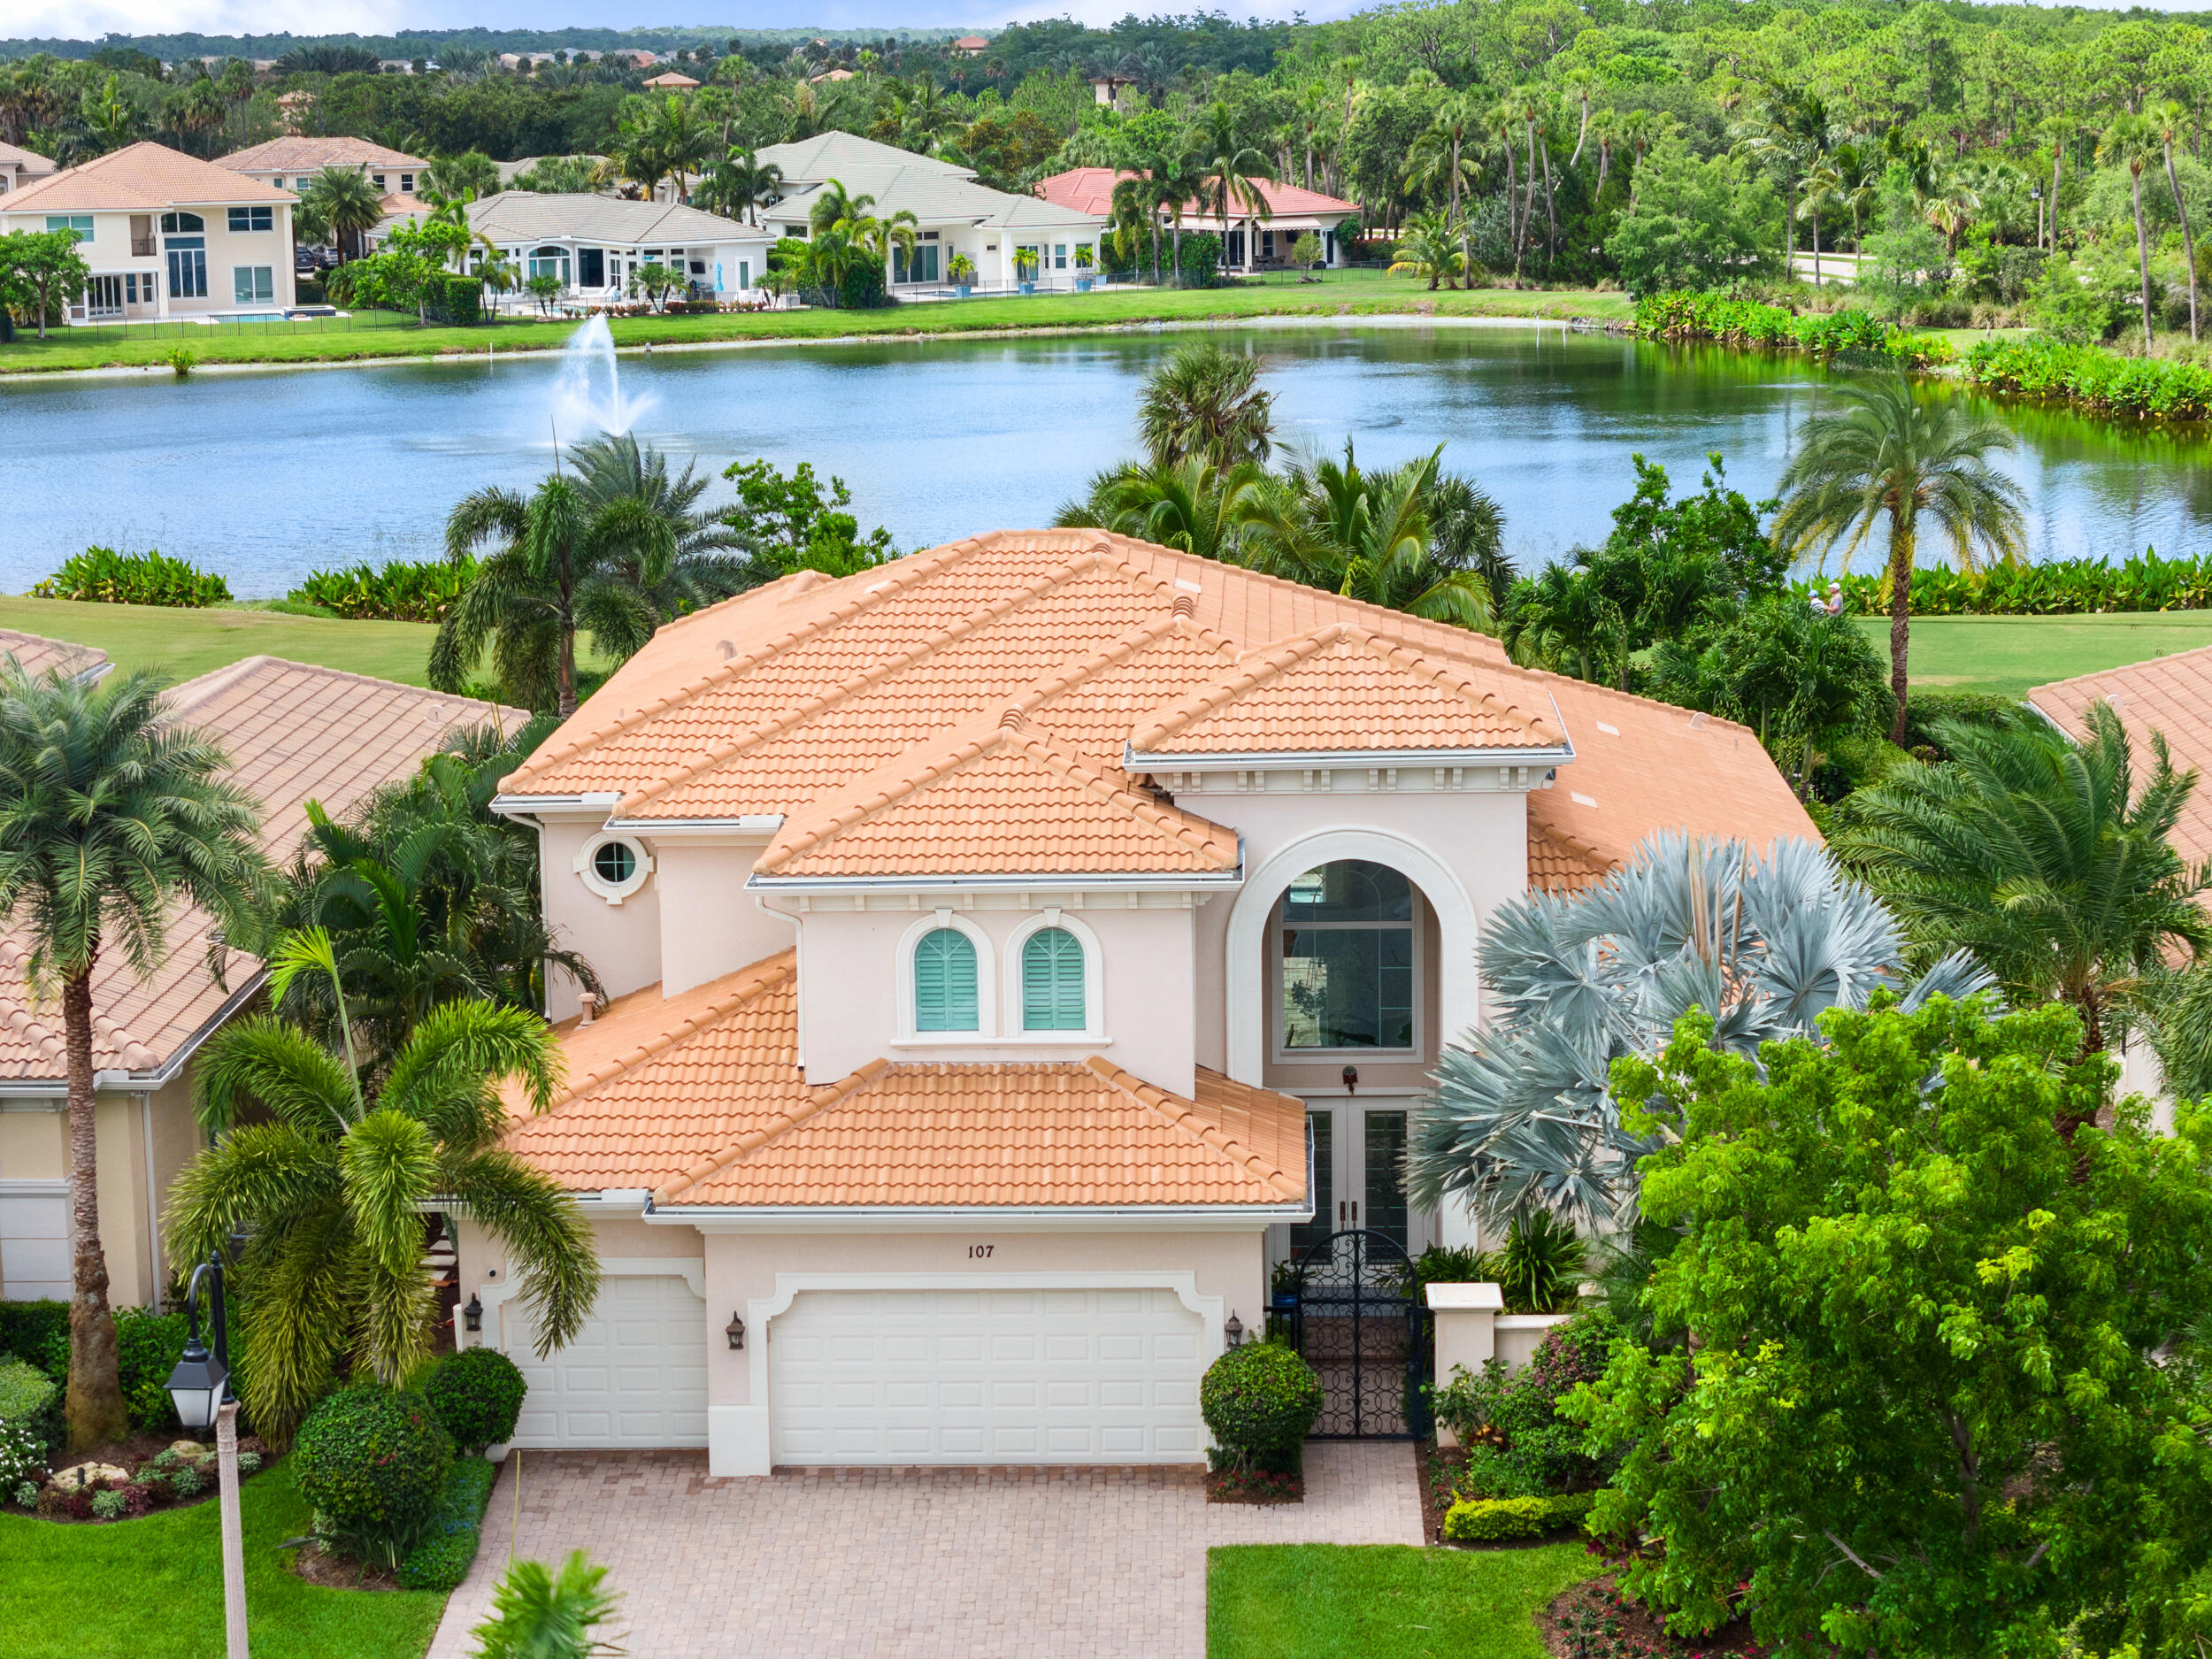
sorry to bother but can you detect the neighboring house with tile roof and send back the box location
[0,627,111,686]
[215,135,432,201]
[0,142,297,324]
[465,526,1816,1475]
[0,657,519,1310]
[0,140,58,197]
[1036,167,1361,270]
[755,131,1108,293]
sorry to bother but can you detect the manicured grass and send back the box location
[1855,611,2212,698]
[0,596,443,687]
[1207,1542,1597,1659]
[0,1462,447,1659]
[0,279,1632,376]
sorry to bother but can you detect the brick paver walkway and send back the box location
[426,1442,1423,1659]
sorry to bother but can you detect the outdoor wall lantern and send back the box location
[463,1294,483,1333]
[1342,1064,1358,1094]
[1224,1312,1245,1348]
[726,1314,746,1351]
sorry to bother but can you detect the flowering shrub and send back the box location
[1432,1310,1624,1498]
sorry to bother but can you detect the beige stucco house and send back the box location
[467,528,1816,1476]
[0,652,518,1313]
[0,142,297,324]
[0,140,58,197]
[216,134,433,201]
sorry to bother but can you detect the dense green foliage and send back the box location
[288,555,478,622]
[1964,331,2212,419]
[720,457,896,580]
[1432,1311,1622,1502]
[1199,1341,1324,1476]
[469,1550,626,1659]
[1633,291,1948,365]
[0,1357,59,1470]
[33,547,231,608]
[29,1304,249,1435]
[1568,999,2212,1657]
[423,1347,527,1453]
[291,1385,455,1569]
[395,1456,497,1592]
[1797,546,2212,616]
[1440,1491,1597,1541]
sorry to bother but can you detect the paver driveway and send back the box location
[427,1442,1423,1659]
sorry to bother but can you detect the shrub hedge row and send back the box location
[1441,1489,1598,1542]
[11,1301,250,1435]
[0,1356,60,1471]
[1791,549,2212,616]
[33,547,232,608]
[1962,333,2212,419]
[1632,292,1951,366]
[396,1456,498,1591]
[288,554,477,622]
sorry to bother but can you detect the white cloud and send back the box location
[12,0,411,39]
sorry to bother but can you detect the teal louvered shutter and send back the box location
[914,928,978,1032]
[1021,928,1087,1031]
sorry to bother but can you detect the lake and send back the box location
[4,320,2209,598]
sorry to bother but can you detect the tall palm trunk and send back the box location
[557,611,578,717]
[1810,211,1822,286]
[1539,139,1558,261]
[1521,120,1539,268]
[1504,142,1522,280]
[2130,162,2154,349]
[1595,137,1610,201]
[1886,516,1916,746]
[2049,142,2062,250]
[2168,141,2200,342]
[64,971,127,1448]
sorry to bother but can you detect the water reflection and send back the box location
[1,324,2207,596]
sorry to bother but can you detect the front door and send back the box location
[1286,1102,1421,1264]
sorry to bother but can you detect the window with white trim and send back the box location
[914,928,979,1033]
[232,265,275,303]
[1279,861,1416,1051]
[573,833,653,903]
[227,206,274,232]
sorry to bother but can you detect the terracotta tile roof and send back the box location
[0,628,109,684]
[218,136,429,172]
[0,660,522,1083]
[1126,623,1563,757]
[1034,168,1357,221]
[1527,819,1612,895]
[2031,645,2212,869]
[501,953,1305,1209]
[500,528,1814,878]
[0,142,294,214]
[757,710,1240,879]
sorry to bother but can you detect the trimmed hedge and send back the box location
[1632,291,1950,367]
[425,1347,527,1453]
[32,546,232,608]
[396,1456,498,1590]
[1793,549,2212,617]
[1442,1490,1598,1542]
[1200,1341,1323,1475]
[30,1304,249,1433]
[0,1302,67,1371]
[294,1386,454,1568]
[288,554,477,621]
[1963,332,2212,419]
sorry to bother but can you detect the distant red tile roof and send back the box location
[1035,167,1357,221]
[0,142,293,214]
[2031,645,2212,870]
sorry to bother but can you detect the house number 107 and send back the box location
[968,1244,994,1258]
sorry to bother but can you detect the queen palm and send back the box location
[1831,703,2209,1079]
[1772,373,2027,745]
[0,664,271,1448]
[299,165,385,262]
[2100,113,2162,349]
[1410,833,1991,1230]
[1406,95,1481,273]
[1185,101,1273,272]
[167,951,600,1446]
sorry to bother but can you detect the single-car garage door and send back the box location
[506,1274,708,1448]
[769,1286,1205,1465]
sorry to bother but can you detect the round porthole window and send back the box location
[574,834,652,904]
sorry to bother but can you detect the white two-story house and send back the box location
[466,527,1815,1476]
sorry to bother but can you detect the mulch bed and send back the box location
[1204,1467,1304,1504]
[1417,1440,1466,1543]
[289,1541,407,1593]
[1540,1575,1765,1658]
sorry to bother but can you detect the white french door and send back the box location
[1284,1098,1428,1266]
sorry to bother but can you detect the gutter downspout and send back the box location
[139,1089,164,1314]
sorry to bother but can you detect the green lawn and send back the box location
[0,597,442,687]
[0,1463,447,1659]
[0,278,1632,376]
[1207,1542,1596,1659]
[1858,611,2212,699]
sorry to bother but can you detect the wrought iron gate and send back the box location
[1289,1229,1431,1440]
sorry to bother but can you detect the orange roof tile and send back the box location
[2031,645,2212,870]
[1,628,108,683]
[756,710,1240,879]
[0,659,521,1083]
[1527,819,1612,895]
[1127,622,1563,757]
[500,952,1305,1209]
[218,136,429,172]
[0,142,293,213]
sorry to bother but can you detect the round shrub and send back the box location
[293,1385,453,1568]
[425,1347,528,1454]
[1200,1341,1322,1474]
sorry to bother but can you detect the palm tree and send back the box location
[166,965,600,1446]
[2155,99,2200,342]
[1487,97,1525,278]
[697,145,782,227]
[2100,113,2162,349]
[434,439,749,716]
[1387,210,1469,290]
[1405,95,1481,273]
[1832,703,2209,1079]
[1771,374,2027,746]
[1799,154,1843,286]
[1184,100,1273,273]
[1426,471,1513,611]
[1135,341,1274,467]
[1057,457,1267,565]
[0,664,271,1448]
[299,165,385,263]
[1409,833,1991,1231]
[1502,563,1630,686]
[1110,172,1173,284]
[471,1551,625,1659]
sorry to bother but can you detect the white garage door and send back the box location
[769,1286,1205,1465]
[506,1274,708,1448]
[0,1183,69,1302]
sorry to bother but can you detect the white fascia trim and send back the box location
[0,966,269,1094]
[489,792,621,820]
[651,1202,1311,1233]
[1128,744,1577,772]
[603,815,783,836]
[748,869,1243,895]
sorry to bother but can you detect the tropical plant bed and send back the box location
[1540,1575,1764,1658]
[1205,1466,1304,1504]
[19,1432,268,1523]
[1418,1441,1466,1543]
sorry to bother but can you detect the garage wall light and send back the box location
[464,1294,482,1333]
[726,1314,746,1350]
[1224,1311,1244,1348]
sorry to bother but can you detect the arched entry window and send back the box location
[1020,927,1086,1031]
[913,927,979,1033]
[527,245,571,285]
[1279,860,1415,1051]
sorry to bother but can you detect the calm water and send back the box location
[4,321,2210,598]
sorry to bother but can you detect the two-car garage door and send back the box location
[768,1286,1205,1465]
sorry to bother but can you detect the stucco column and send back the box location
[1425,1280,1501,1447]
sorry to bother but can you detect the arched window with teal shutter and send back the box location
[1021,927,1087,1031]
[914,928,979,1032]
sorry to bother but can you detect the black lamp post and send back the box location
[164,1255,249,1659]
